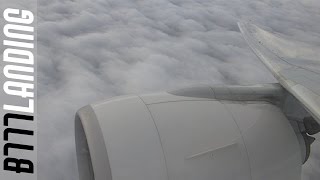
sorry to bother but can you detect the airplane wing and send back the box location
[238,22,320,124]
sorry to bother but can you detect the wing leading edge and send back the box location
[238,22,320,124]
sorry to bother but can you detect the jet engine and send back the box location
[75,84,315,180]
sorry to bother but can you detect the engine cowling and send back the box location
[75,84,303,180]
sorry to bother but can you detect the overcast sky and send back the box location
[37,0,320,179]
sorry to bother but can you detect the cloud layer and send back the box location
[37,0,320,179]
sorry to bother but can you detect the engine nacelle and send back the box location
[75,84,303,180]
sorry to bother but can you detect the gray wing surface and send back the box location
[238,22,320,123]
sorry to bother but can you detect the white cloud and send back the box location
[37,0,320,179]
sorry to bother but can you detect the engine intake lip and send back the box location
[75,105,112,180]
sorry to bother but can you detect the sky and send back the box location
[36,0,320,179]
